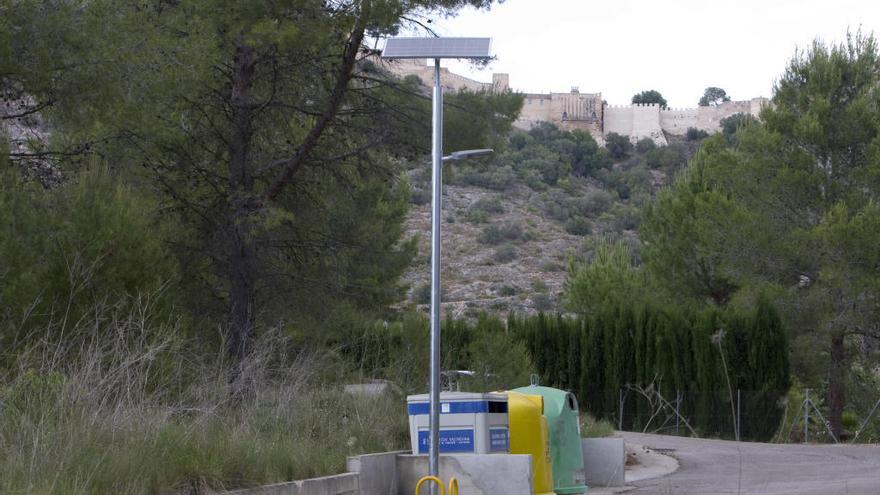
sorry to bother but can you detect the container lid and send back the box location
[407,391,508,403]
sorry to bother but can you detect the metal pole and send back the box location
[804,388,809,444]
[736,389,741,441]
[428,58,443,493]
[618,389,624,431]
[675,390,681,435]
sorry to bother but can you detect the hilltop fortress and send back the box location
[387,59,768,145]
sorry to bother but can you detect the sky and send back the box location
[401,0,880,108]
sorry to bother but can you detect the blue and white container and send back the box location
[406,392,509,455]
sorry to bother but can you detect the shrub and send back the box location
[0,166,178,351]
[645,144,688,170]
[410,187,431,205]
[532,293,554,312]
[543,189,614,224]
[686,127,710,141]
[493,244,518,263]
[604,133,632,160]
[498,285,518,296]
[465,208,489,223]
[455,165,518,191]
[478,222,526,245]
[413,283,431,304]
[471,197,505,214]
[635,138,657,154]
[466,197,504,223]
[564,216,593,236]
[0,310,412,494]
[531,279,549,293]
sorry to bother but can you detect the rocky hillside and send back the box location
[401,129,700,317]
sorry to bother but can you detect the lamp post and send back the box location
[383,37,492,490]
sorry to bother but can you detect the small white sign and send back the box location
[441,402,450,413]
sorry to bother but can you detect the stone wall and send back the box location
[381,58,506,93]
[381,58,769,146]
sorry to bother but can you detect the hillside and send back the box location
[401,128,701,317]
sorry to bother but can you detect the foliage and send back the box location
[718,113,759,145]
[699,87,731,106]
[477,222,527,245]
[604,133,633,160]
[631,90,668,108]
[510,296,790,440]
[0,310,410,494]
[564,216,593,236]
[564,238,648,315]
[493,244,518,263]
[686,127,710,141]
[645,142,688,170]
[642,32,880,438]
[444,89,524,153]
[491,123,611,188]
[635,138,657,154]
[1,0,505,366]
[0,166,178,355]
[341,313,534,393]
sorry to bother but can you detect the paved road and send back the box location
[620,432,880,495]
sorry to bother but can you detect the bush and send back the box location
[564,216,593,236]
[0,310,411,494]
[493,244,518,263]
[410,187,431,205]
[466,196,504,223]
[498,285,518,296]
[478,222,526,245]
[645,144,688,170]
[532,293,554,312]
[470,196,505,214]
[0,166,178,351]
[543,189,614,224]
[635,138,657,154]
[604,133,632,160]
[686,127,710,141]
[455,165,518,191]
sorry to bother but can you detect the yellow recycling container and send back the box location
[508,391,555,495]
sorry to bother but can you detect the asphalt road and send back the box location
[620,432,880,495]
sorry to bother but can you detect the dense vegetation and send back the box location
[1,0,879,490]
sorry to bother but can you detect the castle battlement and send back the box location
[381,58,765,146]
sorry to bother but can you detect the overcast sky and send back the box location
[405,0,880,108]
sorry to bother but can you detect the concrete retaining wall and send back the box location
[582,437,626,487]
[224,473,359,495]
[346,451,405,495]
[396,454,532,495]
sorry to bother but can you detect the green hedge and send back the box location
[509,298,790,440]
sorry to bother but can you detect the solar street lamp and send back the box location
[382,37,493,489]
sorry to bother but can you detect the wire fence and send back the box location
[586,388,880,443]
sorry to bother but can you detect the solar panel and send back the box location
[382,37,492,59]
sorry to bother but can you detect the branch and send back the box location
[265,11,368,201]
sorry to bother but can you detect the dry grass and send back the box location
[0,302,409,494]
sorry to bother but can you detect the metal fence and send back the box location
[588,388,880,443]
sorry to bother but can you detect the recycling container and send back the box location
[406,392,509,454]
[514,385,588,494]
[508,391,555,495]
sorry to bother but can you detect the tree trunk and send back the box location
[827,333,846,440]
[227,41,258,364]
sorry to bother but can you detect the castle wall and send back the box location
[659,98,769,135]
[660,107,698,134]
[383,58,770,146]
[382,58,498,93]
[603,105,634,137]
[516,94,554,130]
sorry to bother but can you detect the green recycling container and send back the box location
[514,385,588,494]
